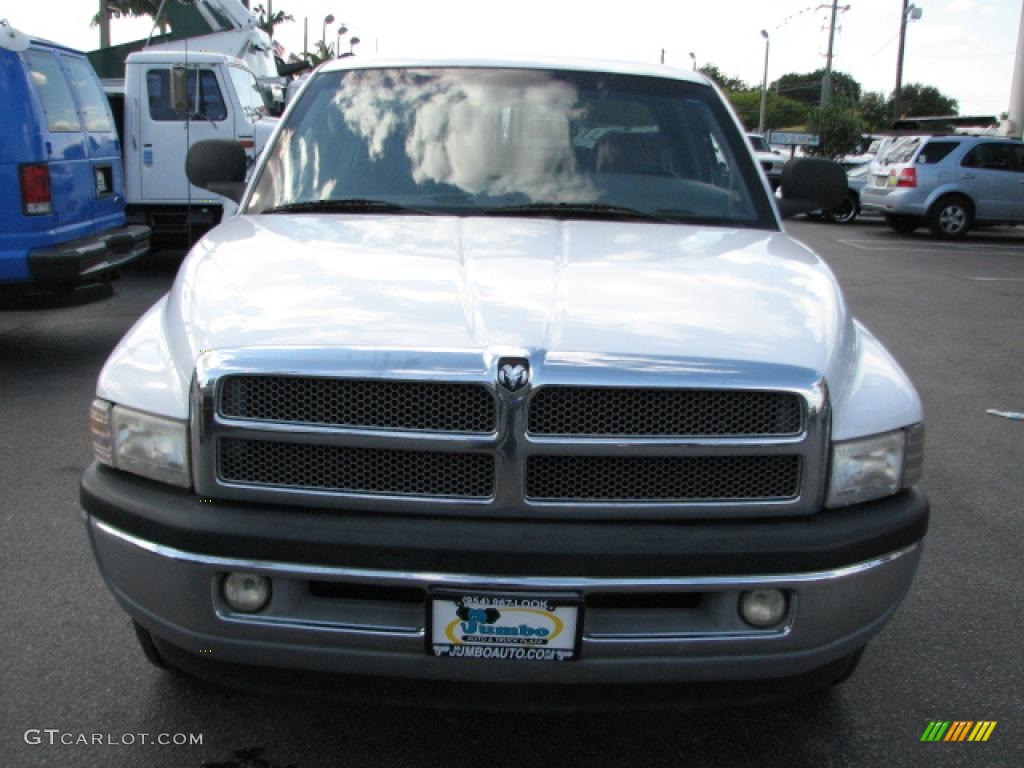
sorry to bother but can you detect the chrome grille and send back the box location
[219,438,495,499]
[193,350,829,519]
[220,376,496,433]
[528,387,803,436]
[526,455,801,502]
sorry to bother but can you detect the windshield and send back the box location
[228,66,267,118]
[247,67,776,228]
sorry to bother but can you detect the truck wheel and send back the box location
[825,193,859,224]
[132,621,169,670]
[928,195,972,239]
[829,646,866,687]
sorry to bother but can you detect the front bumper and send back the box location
[82,463,928,685]
[28,225,150,288]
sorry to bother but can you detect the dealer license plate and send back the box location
[429,592,580,662]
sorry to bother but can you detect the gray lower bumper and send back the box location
[88,516,922,684]
[28,225,149,287]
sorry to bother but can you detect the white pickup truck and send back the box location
[82,57,928,700]
[103,50,277,247]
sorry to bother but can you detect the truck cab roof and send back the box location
[126,50,248,68]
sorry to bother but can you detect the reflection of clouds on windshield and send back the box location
[256,126,336,207]
[334,69,595,201]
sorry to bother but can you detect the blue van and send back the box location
[0,21,148,292]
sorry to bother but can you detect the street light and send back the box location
[758,30,770,135]
[322,13,335,49]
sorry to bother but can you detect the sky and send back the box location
[6,0,1022,116]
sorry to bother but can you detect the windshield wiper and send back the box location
[483,202,671,222]
[260,199,429,215]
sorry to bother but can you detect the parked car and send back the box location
[82,57,927,699]
[0,21,148,293]
[747,132,786,188]
[860,135,1024,238]
[823,162,871,224]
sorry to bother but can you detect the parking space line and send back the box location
[837,239,1022,254]
[969,277,1024,282]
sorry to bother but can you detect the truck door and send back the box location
[140,65,229,201]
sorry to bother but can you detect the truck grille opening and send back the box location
[525,455,801,502]
[219,376,497,434]
[218,438,496,499]
[527,387,803,437]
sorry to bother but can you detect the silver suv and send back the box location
[860,135,1024,238]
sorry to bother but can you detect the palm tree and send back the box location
[92,0,169,45]
[253,4,294,38]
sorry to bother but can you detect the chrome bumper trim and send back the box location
[93,518,917,591]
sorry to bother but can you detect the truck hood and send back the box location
[165,214,852,380]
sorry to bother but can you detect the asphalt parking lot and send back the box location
[1,217,1021,768]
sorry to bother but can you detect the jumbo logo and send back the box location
[446,606,564,645]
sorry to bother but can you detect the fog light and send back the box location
[222,572,271,613]
[739,589,788,628]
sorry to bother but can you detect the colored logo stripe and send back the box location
[944,721,972,741]
[921,721,996,742]
[969,722,997,742]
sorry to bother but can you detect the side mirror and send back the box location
[170,66,190,116]
[186,139,247,203]
[777,157,847,219]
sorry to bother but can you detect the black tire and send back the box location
[928,194,973,239]
[886,214,920,234]
[132,620,169,670]
[825,193,859,224]
[830,646,866,687]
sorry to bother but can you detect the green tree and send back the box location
[727,91,807,132]
[774,69,862,107]
[858,91,890,131]
[805,102,864,160]
[889,83,959,118]
[698,64,750,93]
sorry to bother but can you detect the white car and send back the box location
[82,57,928,698]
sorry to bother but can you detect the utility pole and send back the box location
[893,0,910,122]
[820,0,840,105]
[892,2,923,123]
[98,0,110,48]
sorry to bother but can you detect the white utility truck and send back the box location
[104,50,277,247]
[88,0,291,112]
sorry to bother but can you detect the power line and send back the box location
[911,52,1013,58]
[865,33,899,61]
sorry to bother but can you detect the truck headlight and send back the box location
[90,399,191,487]
[826,425,923,508]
